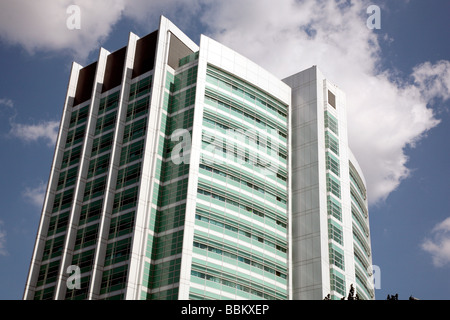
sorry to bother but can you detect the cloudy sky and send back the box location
[0,0,448,300]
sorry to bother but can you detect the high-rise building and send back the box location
[24,16,373,300]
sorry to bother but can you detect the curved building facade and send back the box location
[349,151,374,300]
[24,16,373,300]
[185,37,291,299]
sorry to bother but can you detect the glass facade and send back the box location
[140,58,198,300]
[34,98,90,300]
[96,75,151,300]
[189,65,289,300]
[30,58,153,299]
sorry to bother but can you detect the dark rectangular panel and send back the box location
[132,30,158,79]
[102,47,127,93]
[328,90,336,108]
[74,62,97,106]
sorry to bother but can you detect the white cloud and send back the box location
[0,99,14,109]
[9,121,59,147]
[0,221,7,256]
[23,182,47,209]
[422,217,450,267]
[0,97,59,147]
[0,0,124,60]
[412,60,450,102]
[123,0,204,29]
[0,0,203,60]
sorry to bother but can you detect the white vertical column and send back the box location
[284,66,330,300]
[176,37,208,301]
[287,77,294,300]
[316,76,330,299]
[123,18,172,301]
[128,16,199,300]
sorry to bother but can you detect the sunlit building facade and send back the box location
[24,16,373,300]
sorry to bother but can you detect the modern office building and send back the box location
[24,16,373,300]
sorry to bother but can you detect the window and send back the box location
[98,91,120,116]
[169,86,196,114]
[74,224,99,250]
[61,145,82,169]
[71,249,95,274]
[36,261,60,287]
[42,235,65,260]
[324,111,339,136]
[87,154,110,179]
[172,66,198,92]
[112,186,139,213]
[326,152,340,177]
[91,132,114,157]
[79,199,103,225]
[104,238,132,266]
[327,174,341,199]
[325,131,339,156]
[122,118,147,143]
[330,270,346,296]
[327,196,342,221]
[47,211,70,236]
[119,139,145,165]
[116,163,142,190]
[95,110,117,135]
[152,230,184,260]
[65,125,86,148]
[83,176,107,201]
[328,220,344,245]
[179,51,199,67]
[52,189,74,213]
[129,76,152,102]
[69,105,89,128]
[146,259,181,289]
[126,97,150,122]
[197,187,287,229]
[195,212,287,254]
[158,178,189,207]
[57,166,79,190]
[34,286,55,300]
[167,107,194,131]
[100,265,128,294]
[329,244,345,271]
[109,211,135,239]
[328,90,336,108]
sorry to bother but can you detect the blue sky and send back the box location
[0,0,448,300]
